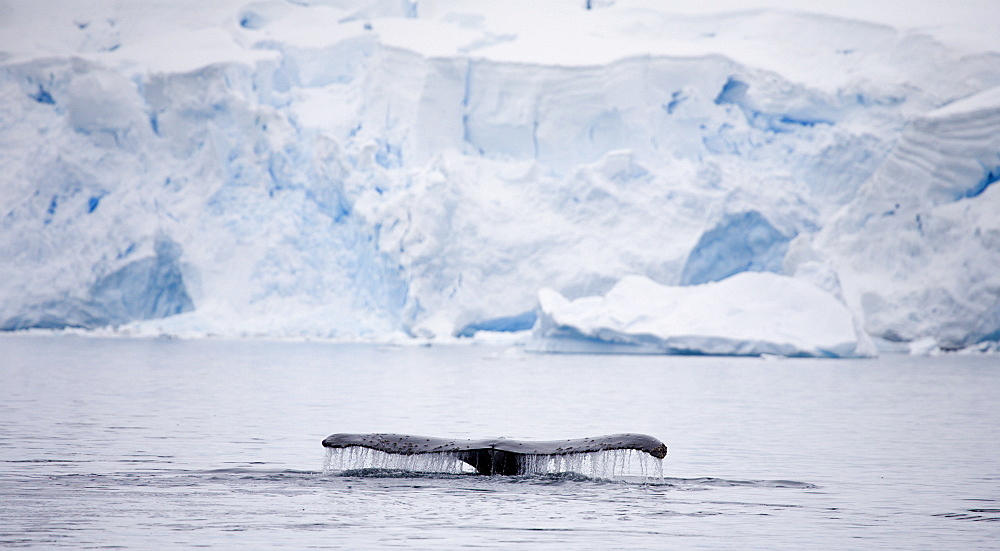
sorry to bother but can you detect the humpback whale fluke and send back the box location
[321,433,667,475]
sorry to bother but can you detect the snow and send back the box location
[0,0,998,354]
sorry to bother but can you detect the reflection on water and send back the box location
[1,335,998,548]
[1,467,833,547]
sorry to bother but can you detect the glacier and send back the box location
[0,0,998,355]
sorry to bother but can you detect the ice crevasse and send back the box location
[0,0,998,355]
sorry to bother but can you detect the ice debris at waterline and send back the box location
[321,433,667,476]
[1,1,999,353]
[323,447,664,481]
[531,272,871,358]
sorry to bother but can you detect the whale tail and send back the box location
[321,433,667,475]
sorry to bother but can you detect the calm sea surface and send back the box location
[1,335,997,548]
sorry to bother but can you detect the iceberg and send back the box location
[531,272,868,358]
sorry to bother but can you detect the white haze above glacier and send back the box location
[0,0,998,355]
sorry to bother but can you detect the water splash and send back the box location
[323,447,469,475]
[323,446,664,482]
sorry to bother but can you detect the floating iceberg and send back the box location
[532,273,869,358]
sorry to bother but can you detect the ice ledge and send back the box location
[531,272,869,358]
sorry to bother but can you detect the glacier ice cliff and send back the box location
[679,210,791,286]
[0,0,998,353]
[2,237,193,330]
[791,86,1000,350]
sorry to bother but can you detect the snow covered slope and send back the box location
[0,0,998,353]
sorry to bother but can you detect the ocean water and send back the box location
[0,335,997,548]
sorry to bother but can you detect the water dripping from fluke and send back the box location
[321,433,667,481]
